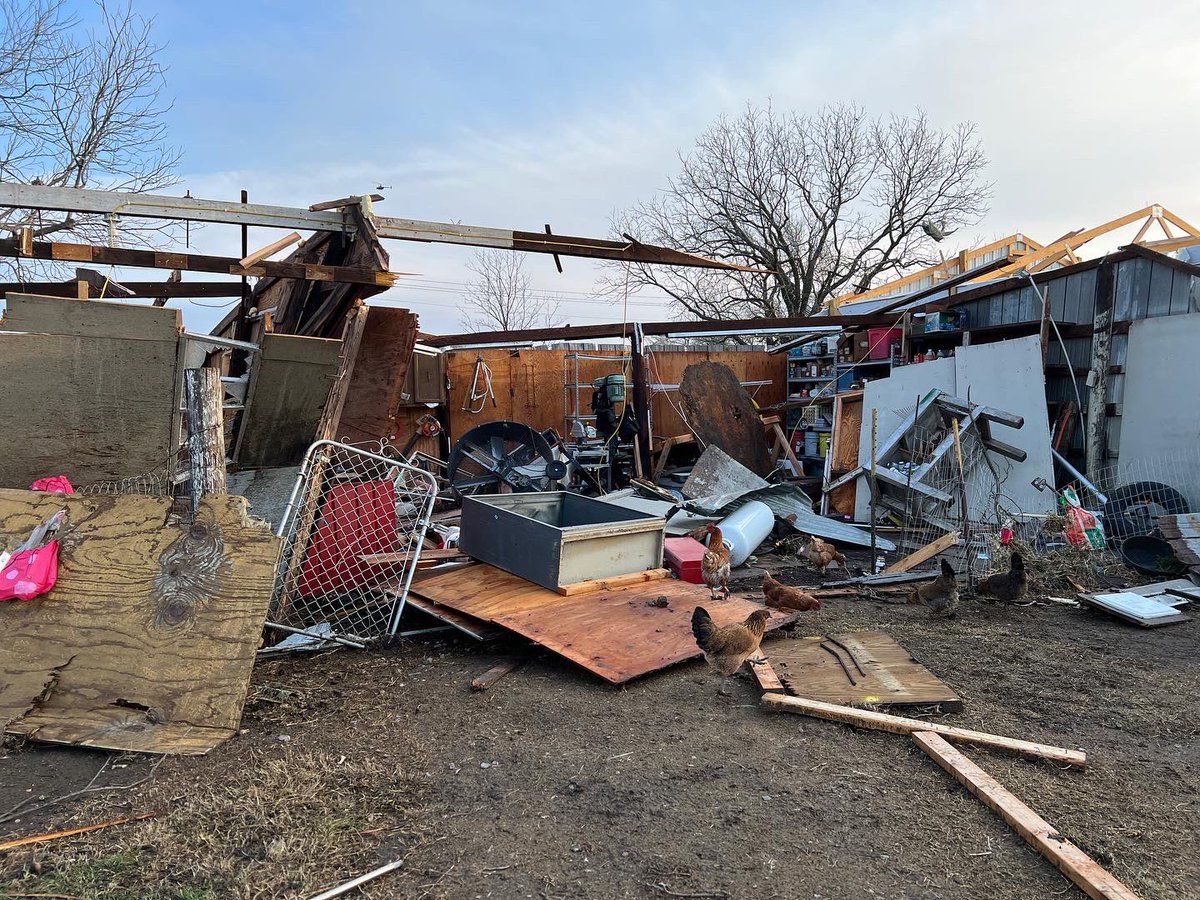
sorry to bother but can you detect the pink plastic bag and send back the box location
[0,540,60,600]
[30,476,74,494]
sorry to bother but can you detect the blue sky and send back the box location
[81,0,1200,331]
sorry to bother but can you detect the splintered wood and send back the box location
[411,563,797,684]
[0,491,280,755]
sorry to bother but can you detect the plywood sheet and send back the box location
[0,491,280,754]
[411,563,797,684]
[338,306,419,444]
[0,296,180,489]
[771,631,961,710]
[234,333,342,467]
[680,361,773,475]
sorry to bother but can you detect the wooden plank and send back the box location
[184,368,228,515]
[760,692,1086,767]
[768,632,961,711]
[1,292,182,341]
[0,812,157,852]
[401,592,501,642]
[913,732,1141,900]
[556,567,670,596]
[308,193,384,212]
[315,303,369,442]
[360,547,466,565]
[240,232,302,268]
[0,280,244,299]
[338,306,420,444]
[412,563,798,684]
[233,333,343,468]
[0,329,178,489]
[882,531,961,574]
[0,492,280,754]
[471,657,526,692]
[748,656,784,692]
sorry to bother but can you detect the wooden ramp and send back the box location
[771,632,961,710]
[410,564,798,684]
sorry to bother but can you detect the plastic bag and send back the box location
[30,476,74,494]
[1061,488,1106,551]
[0,540,60,600]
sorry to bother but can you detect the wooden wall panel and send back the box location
[0,294,181,489]
[337,306,418,444]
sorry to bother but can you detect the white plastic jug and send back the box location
[718,500,774,567]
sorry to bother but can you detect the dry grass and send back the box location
[2,656,437,900]
[978,534,1141,597]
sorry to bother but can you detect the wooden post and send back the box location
[1086,261,1115,478]
[316,302,369,442]
[628,323,653,479]
[184,367,227,515]
[951,418,971,587]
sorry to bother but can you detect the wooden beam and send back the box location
[882,530,960,574]
[0,238,397,288]
[760,692,1087,768]
[424,312,897,348]
[748,656,784,692]
[308,193,384,212]
[0,280,245,299]
[913,732,1141,900]
[470,657,526,692]
[556,568,670,597]
[315,302,369,442]
[239,231,301,268]
[184,368,228,516]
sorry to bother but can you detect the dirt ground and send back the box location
[2,563,1198,900]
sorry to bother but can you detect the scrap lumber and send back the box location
[882,531,960,574]
[411,563,797,684]
[239,231,302,268]
[314,303,369,443]
[0,280,242,299]
[556,568,670,596]
[0,492,280,754]
[912,732,1140,900]
[308,193,385,212]
[0,812,157,852]
[747,657,784,692]
[471,658,527,692]
[760,693,1086,768]
[183,368,228,515]
[679,362,772,475]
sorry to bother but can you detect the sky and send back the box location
[77,0,1200,332]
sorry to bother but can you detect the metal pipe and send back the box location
[261,623,367,651]
[1050,447,1109,505]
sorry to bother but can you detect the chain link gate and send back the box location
[269,440,439,647]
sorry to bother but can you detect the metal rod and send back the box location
[869,408,878,569]
[261,622,367,651]
[309,858,405,900]
[1050,447,1109,505]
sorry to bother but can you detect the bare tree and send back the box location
[460,249,564,331]
[0,0,178,257]
[614,103,990,319]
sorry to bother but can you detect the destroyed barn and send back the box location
[0,187,1198,900]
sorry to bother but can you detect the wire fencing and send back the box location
[270,440,438,647]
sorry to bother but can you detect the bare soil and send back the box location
[2,562,1198,900]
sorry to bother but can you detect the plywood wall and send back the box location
[441,347,784,447]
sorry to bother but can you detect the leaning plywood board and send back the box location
[771,632,961,710]
[337,306,419,444]
[233,333,343,467]
[0,294,180,488]
[411,563,798,684]
[913,733,1141,900]
[0,490,280,754]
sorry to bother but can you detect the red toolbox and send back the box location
[867,327,902,360]
[663,536,706,584]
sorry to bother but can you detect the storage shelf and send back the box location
[788,376,836,382]
[836,358,892,368]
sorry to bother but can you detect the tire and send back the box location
[1102,481,1190,540]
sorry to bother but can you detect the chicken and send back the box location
[800,535,847,575]
[907,558,960,617]
[700,523,732,600]
[691,606,772,695]
[762,572,822,612]
[976,551,1028,602]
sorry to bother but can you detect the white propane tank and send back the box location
[717,500,774,567]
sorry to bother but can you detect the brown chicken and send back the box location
[691,606,771,694]
[800,535,847,575]
[701,523,731,600]
[908,558,960,617]
[976,551,1028,602]
[762,572,822,611]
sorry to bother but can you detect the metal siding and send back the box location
[1076,268,1097,321]
[1064,272,1083,323]
[1147,260,1173,317]
[1113,260,1135,321]
[1107,372,1124,405]
[1168,269,1193,315]
[1110,332,1128,367]
[1049,279,1067,320]
[1000,288,1018,325]
[1131,257,1153,319]
[1017,284,1038,321]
